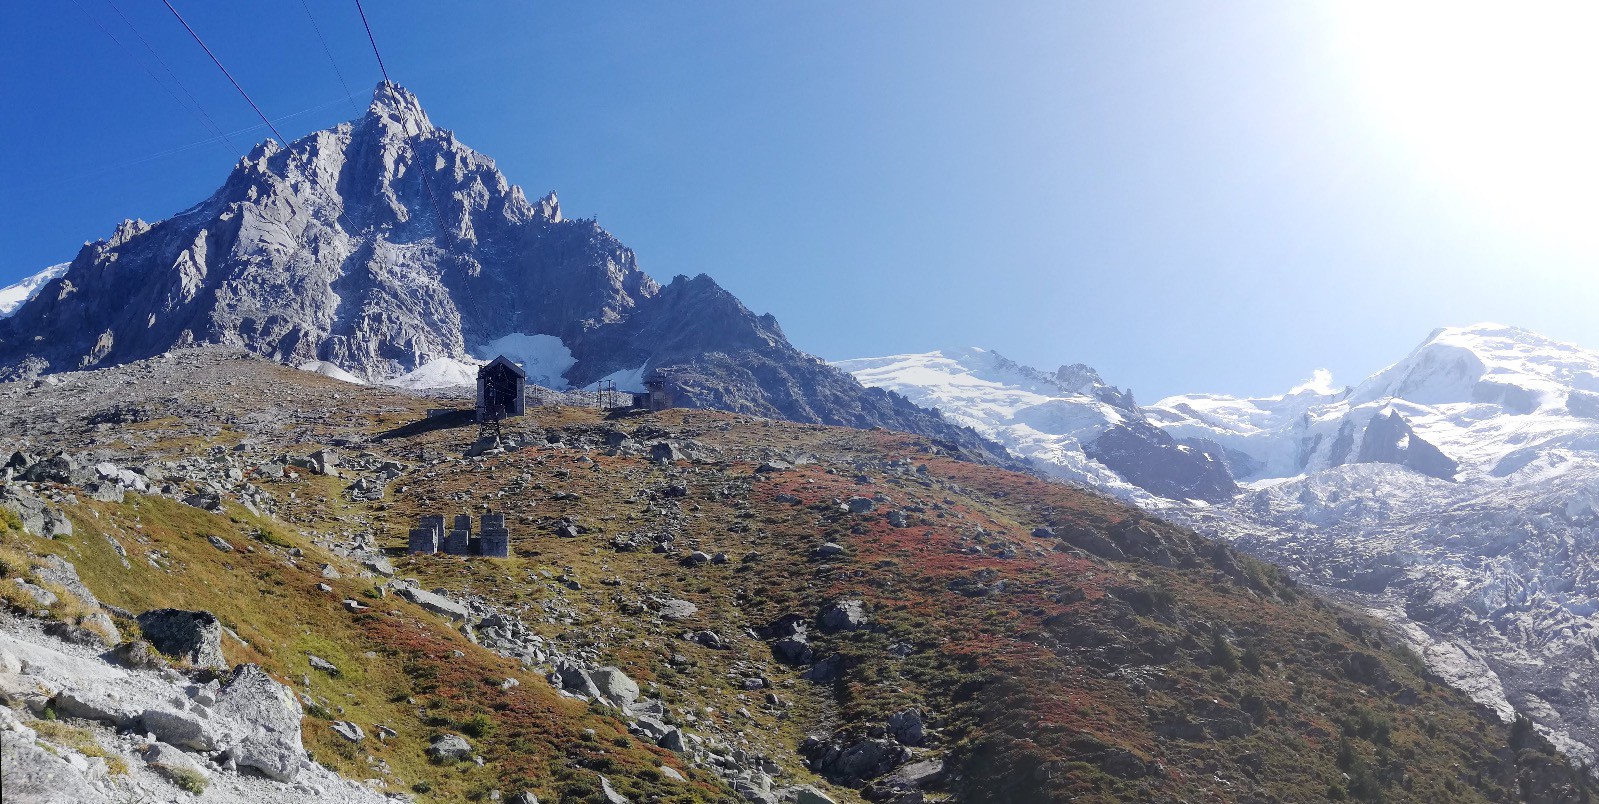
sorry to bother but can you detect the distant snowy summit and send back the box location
[1148,323,1599,483]
[835,347,1237,503]
[840,324,1599,500]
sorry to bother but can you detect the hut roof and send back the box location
[477,355,526,378]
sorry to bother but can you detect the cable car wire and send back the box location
[159,0,288,144]
[297,0,359,113]
[353,0,390,83]
[67,0,236,153]
[101,0,236,151]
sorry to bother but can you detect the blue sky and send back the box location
[2,1,1594,400]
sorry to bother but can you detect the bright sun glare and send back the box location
[1329,1,1599,252]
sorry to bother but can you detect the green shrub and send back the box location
[461,712,496,739]
[166,767,208,794]
[1212,631,1239,672]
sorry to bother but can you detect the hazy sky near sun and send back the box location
[2,1,1595,400]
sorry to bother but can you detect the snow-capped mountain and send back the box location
[1149,324,1599,482]
[0,82,1009,464]
[0,263,67,318]
[843,324,1599,766]
[835,348,1237,502]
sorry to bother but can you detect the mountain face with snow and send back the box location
[835,347,1237,502]
[0,82,1008,463]
[0,263,67,318]
[1161,324,1599,766]
[844,324,1599,767]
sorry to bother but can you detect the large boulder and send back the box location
[17,453,91,485]
[212,664,306,781]
[802,735,908,783]
[52,686,143,728]
[392,584,469,622]
[0,729,111,804]
[0,487,72,539]
[426,733,473,763]
[818,600,869,633]
[135,609,227,670]
[141,707,216,751]
[589,667,640,709]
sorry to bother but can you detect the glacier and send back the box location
[843,323,1599,767]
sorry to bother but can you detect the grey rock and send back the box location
[331,720,365,742]
[805,654,844,683]
[393,584,469,621]
[212,664,306,781]
[846,497,875,514]
[54,686,143,727]
[361,556,396,577]
[1,730,111,804]
[84,482,123,502]
[653,598,698,621]
[308,654,340,675]
[0,673,58,714]
[135,609,227,670]
[803,735,907,782]
[553,662,605,701]
[427,733,473,763]
[783,786,838,804]
[307,449,340,476]
[143,741,211,785]
[0,487,72,538]
[42,620,108,649]
[886,708,925,746]
[1084,420,1239,503]
[812,542,845,559]
[599,775,631,804]
[17,453,89,485]
[1356,409,1460,480]
[141,707,216,751]
[207,535,235,552]
[773,634,813,665]
[10,579,57,609]
[107,640,169,671]
[589,666,639,708]
[818,599,869,633]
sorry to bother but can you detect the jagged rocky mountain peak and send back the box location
[0,83,1006,465]
[366,80,433,135]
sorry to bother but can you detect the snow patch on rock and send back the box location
[0,263,68,318]
[296,361,367,385]
[385,356,483,389]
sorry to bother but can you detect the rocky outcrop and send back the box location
[1,725,112,804]
[1083,420,1239,502]
[211,664,306,781]
[134,609,227,670]
[1355,410,1459,480]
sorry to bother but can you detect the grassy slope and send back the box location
[3,357,1593,803]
